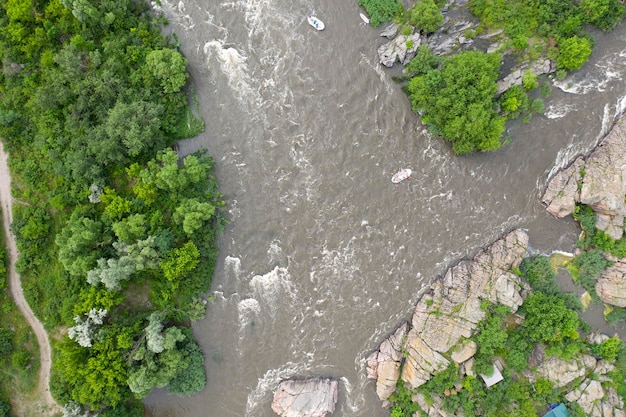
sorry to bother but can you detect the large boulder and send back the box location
[366,323,409,401]
[401,328,450,389]
[542,157,584,218]
[530,354,596,388]
[272,378,338,417]
[596,260,626,307]
[378,27,421,67]
[411,230,529,353]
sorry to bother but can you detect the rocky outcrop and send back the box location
[528,353,596,388]
[542,118,626,240]
[365,323,408,402]
[271,378,338,417]
[496,59,554,95]
[378,24,421,67]
[450,340,477,364]
[565,379,625,417]
[401,328,450,388]
[367,230,530,399]
[596,260,626,307]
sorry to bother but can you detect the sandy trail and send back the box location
[0,141,61,415]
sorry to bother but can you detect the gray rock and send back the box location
[450,340,477,364]
[542,157,584,217]
[401,328,450,389]
[596,260,626,307]
[380,23,400,39]
[378,29,421,67]
[272,378,338,417]
[496,59,554,95]
[531,354,596,388]
[543,117,626,240]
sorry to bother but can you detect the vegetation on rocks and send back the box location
[370,0,626,154]
[0,0,222,415]
[389,253,626,417]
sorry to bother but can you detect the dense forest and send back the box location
[0,0,222,415]
[360,0,626,153]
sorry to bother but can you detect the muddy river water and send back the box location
[143,1,626,416]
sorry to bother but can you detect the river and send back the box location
[143,1,626,416]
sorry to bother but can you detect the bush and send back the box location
[571,249,613,296]
[404,45,440,77]
[522,69,539,90]
[0,327,13,359]
[408,0,444,33]
[590,336,623,361]
[358,0,404,27]
[407,51,505,154]
[531,98,545,114]
[499,85,530,119]
[557,36,592,70]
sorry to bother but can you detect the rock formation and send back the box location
[542,118,626,240]
[367,230,529,400]
[271,378,338,417]
[377,23,421,67]
[365,323,408,402]
[596,259,626,307]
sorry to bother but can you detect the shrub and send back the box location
[404,45,440,77]
[540,81,552,98]
[590,336,623,361]
[571,249,613,296]
[358,0,404,28]
[531,98,545,114]
[408,0,444,33]
[500,85,530,119]
[522,69,539,90]
[557,36,592,70]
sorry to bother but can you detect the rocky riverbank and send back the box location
[366,229,530,405]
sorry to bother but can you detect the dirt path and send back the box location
[0,141,61,415]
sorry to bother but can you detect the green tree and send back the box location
[86,257,136,291]
[104,100,165,158]
[173,198,216,237]
[408,0,444,33]
[404,45,440,78]
[407,51,505,154]
[56,212,106,278]
[520,292,580,344]
[145,49,188,94]
[160,242,200,282]
[557,36,592,70]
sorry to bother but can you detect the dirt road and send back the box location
[0,141,61,415]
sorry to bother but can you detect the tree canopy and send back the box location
[407,51,505,154]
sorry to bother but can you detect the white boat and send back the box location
[307,15,325,31]
[391,168,412,184]
[360,13,370,24]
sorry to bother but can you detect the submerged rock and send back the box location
[271,378,338,417]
